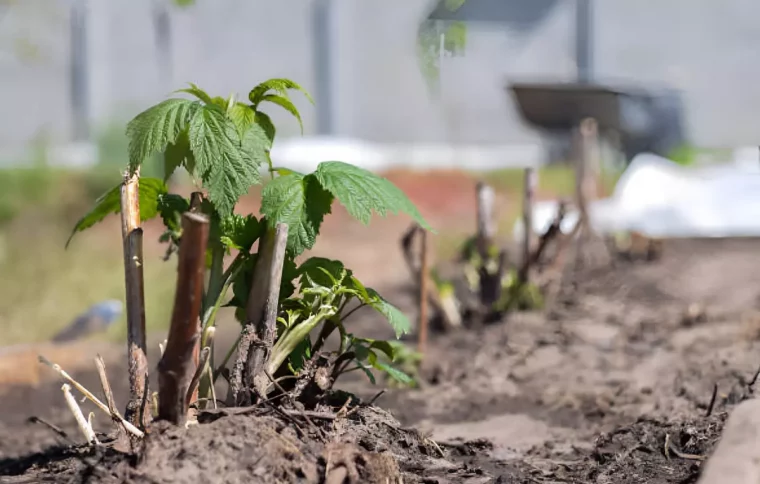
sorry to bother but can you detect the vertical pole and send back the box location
[152,0,172,91]
[576,0,593,83]
[575,118,599,231]
[312,0,334,135]
[573,118,600,270]
[70,0,90,141]
[417,228,430,354]
[519,167,537,284]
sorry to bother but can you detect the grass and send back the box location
[0,219,176,345]
[0,126,175,346]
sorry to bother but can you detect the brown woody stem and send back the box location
[230,223,288,405]
[157,212,209,425]
[120,170,149,429]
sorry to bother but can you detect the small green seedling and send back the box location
[68,78,433,402]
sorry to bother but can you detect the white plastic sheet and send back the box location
[513,153,760,241]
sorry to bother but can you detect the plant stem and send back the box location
[202,243,225,325]
[202,251,246,329]
[230,224,289,405]
[157,212,209,426]
[340,303,366,323]
[267,304,336,377]
[266,152,275,180]
[119,170,149,429]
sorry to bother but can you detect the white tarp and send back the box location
[513,153,760,241]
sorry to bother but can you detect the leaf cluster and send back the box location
[68,78,434,389]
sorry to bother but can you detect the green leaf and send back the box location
[357,363,376,384]
[369,340,396,360]
[228,253,298,313]
[228,102,256,137]
[175,83,213,105]
[259,94,304,134]
[126,98,199,173]
[353,337,396,361]
[220,214,261,252]
[297,257,347,288]
[365,288,411,338]
[369,356,414,385]
[241,121,271,164]
[163,129,194,180]
[255,112,276,148]
[188,105,262,216]
[313,161,432,231]
[347,275,370,302]
[157,193,190,233]
[248,78,314,107]
[67,178,168,247]
[353,342,372,361]
[288,337,312,374]
[260,172,334,255]
[229,253,258,313]
[209,96,229,111]
[279,255,299,300]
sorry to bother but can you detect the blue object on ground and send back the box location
[51,299,123,343]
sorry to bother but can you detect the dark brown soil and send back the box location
[3,238,760,483]
[1,404,494,483]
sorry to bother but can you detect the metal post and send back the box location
[70,0,90,141]
[312,0,333,135]
[153,0,172,91]
[575,0,592,83]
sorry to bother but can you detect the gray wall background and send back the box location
[1,0,759,162]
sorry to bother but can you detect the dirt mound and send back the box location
[0,404,500,484]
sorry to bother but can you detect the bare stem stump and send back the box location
[417,227,430,354]
[120,171,149,429]
[399,225,461,330]
[157,212,209,425]
[231,223,289,405]
[518,167,537,284]
[573,117,605,271]
[475,182,503,310]
[475,182,496,257]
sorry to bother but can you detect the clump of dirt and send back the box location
[0,403,500,483]
[512,413,728,484]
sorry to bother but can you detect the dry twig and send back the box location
[418,227,430,353]
[62,383,98,444]
[27,416,71,442]
[664,433,706,461]
[705,383,719,417]
[38,355,144,438]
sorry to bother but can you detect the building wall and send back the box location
[0,0,758,162]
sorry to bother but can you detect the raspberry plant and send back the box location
[68,78,432,408]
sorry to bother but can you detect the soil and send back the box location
[3,171,760,483]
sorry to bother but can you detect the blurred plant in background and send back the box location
[417,0,468,92]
